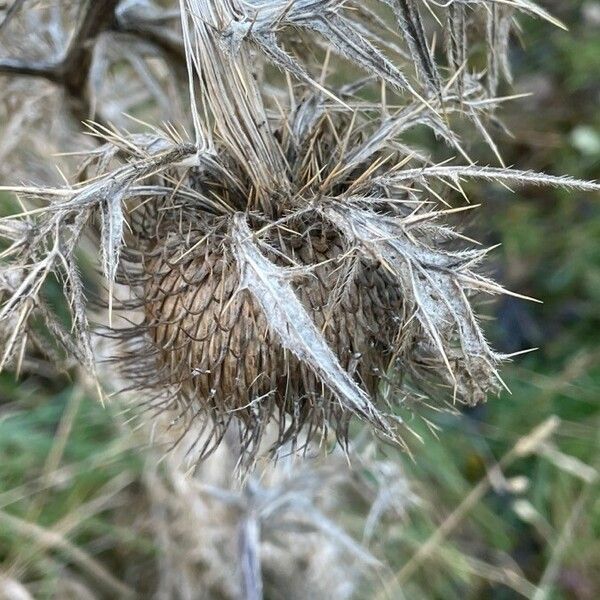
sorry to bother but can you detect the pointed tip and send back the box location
[503,347,539,359]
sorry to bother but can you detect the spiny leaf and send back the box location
[322,202,502,402]
[223,2,425,102]
[376,165,600,191]
[306,13,415,94]
[0,246,59,321]
[99,183,125,286]
[342,101,464,170]
[485,4,516,96]
[476,0,566,30]
[62,254,95,369]
[231,213,394,438]
[25,143,196,216]
[447,2,467,99]
[387,0,442,98]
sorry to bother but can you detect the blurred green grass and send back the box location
[1,1,599,598]
[0,378,154,597]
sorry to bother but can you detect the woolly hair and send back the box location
[1,1,599,463]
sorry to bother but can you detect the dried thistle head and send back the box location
[1,0,599,465]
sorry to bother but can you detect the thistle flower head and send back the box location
[1,0,598,465]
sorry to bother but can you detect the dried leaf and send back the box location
[231,213,393,437]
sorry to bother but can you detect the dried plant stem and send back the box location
[238,514,263,600]
[0,0,119,97]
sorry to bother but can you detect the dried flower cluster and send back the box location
[1,1,599,464]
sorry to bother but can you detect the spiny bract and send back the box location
[0,0,598,464]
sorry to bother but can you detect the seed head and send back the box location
[1,0,598,465]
